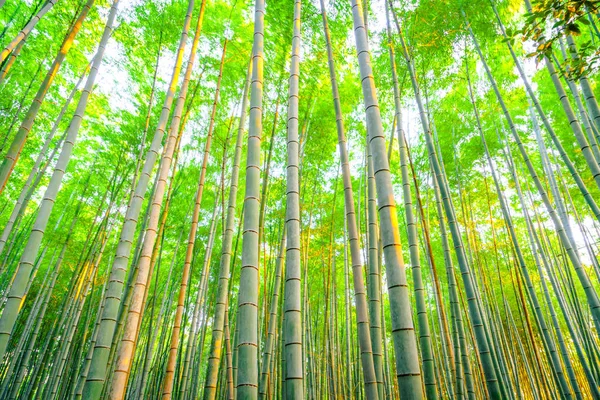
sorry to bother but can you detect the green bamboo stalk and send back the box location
[235,0,265,395]
[161,34,224,400]
[320,1,380,398]
[203,56,252,400]
[259,230,286,398]
[350,1,422,397]
[389,4,499,397]
[82,0,194,394]
[366,148,385,399]
[282,2,303,397]
[384,4,436,397]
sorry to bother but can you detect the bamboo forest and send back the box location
[4,0,600,398]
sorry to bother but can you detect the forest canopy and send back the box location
[1,0,600,398]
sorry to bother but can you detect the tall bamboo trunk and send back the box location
[389,3,500,397]
[282,1,304,397]
[366,149,385,400]
[320,1,379,398]
[161,35,225,400]
[384,4,437,398]
[349,1,423,397]
[109,4,207,396]
[203,56,252,400]
[235,0,265,396]
[82,1,194,396]
[259,230,286,398]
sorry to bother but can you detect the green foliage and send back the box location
[522,0,600,78]
[1,0,600,397]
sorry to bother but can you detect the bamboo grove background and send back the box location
[0,0,600,398]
